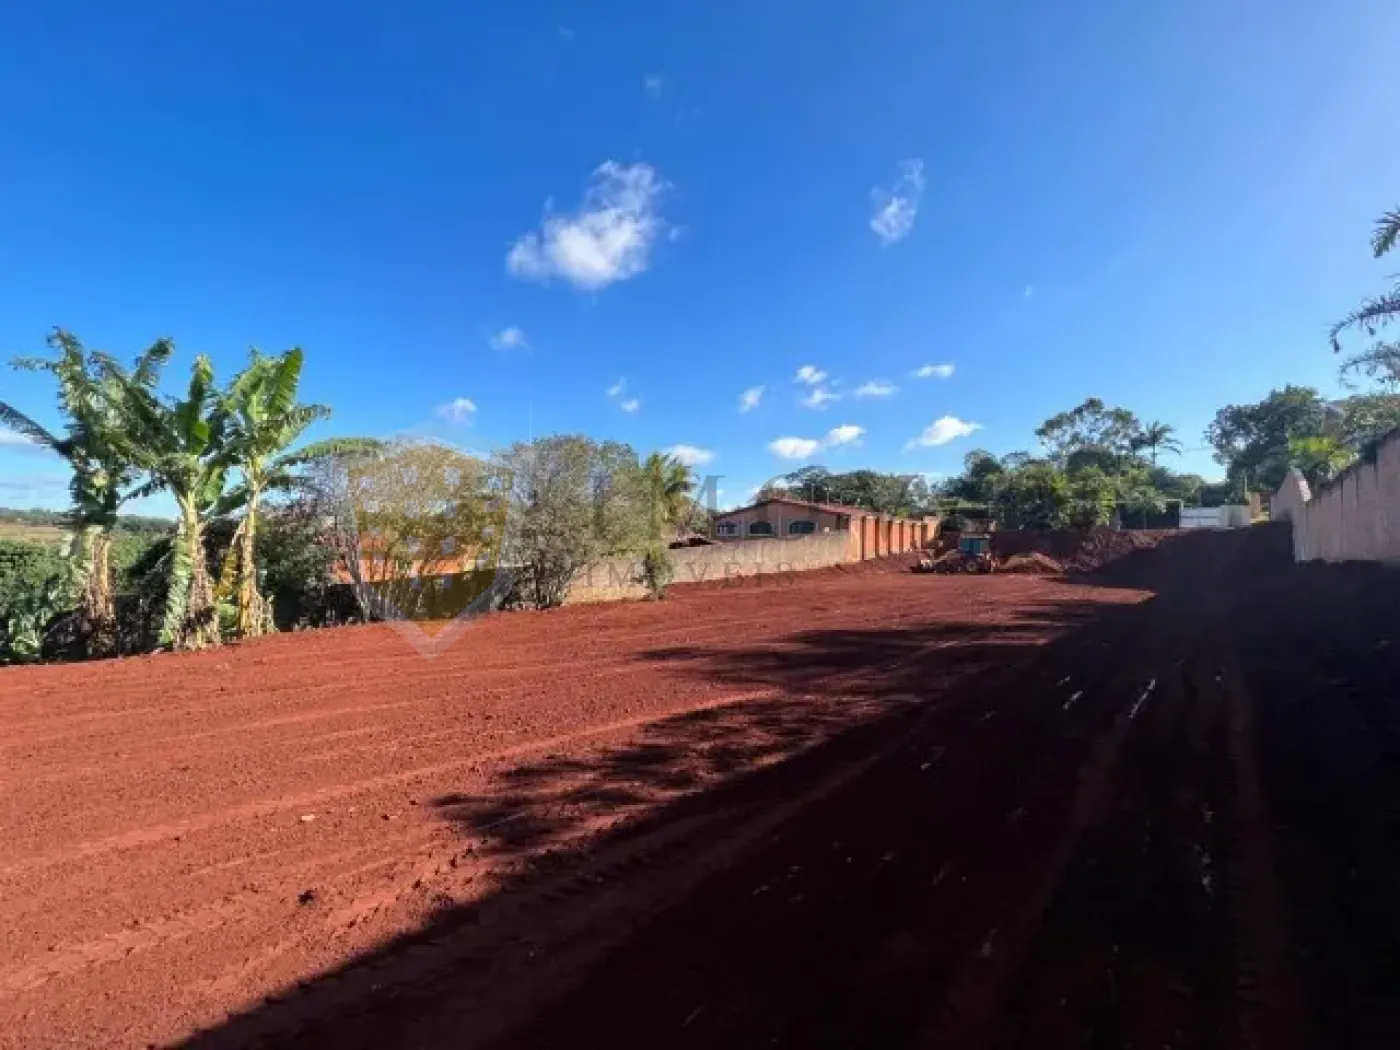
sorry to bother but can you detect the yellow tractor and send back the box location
[913,531,995,574]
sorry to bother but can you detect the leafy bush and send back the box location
[0,538,66,613]
[991,464,1070,530]
[0,539,70,661]
[496,436,650,609]
[639,545,674,599]
[1066,467,1118,529]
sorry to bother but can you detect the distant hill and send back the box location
[0,507,174,543]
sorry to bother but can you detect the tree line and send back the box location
[4,203,1397,662]
[0,332,704,662]
[0,332,380,660]
[761,203,1400,534]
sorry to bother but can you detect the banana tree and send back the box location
[218,348,380,637]
[108,355,230,650]
[0,330,171,654]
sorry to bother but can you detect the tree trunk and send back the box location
[184,515,221,650]
[163,504,222,651]
[235,496,272,638]
[80,525,116,656]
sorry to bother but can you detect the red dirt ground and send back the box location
[2,528,1397,1049]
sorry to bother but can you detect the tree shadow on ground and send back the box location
[176,593,1154,1050]
[429,603,1106,862]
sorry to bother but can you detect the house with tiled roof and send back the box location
[711,495,937,560]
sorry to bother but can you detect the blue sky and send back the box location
[2,0,1398,512]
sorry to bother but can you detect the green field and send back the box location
[0,521,65,544]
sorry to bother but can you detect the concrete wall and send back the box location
[1180,505,1252,530]
[566,531,856,604]
[1273,432,1400,562]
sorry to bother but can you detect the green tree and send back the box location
[1205,386,1328,493]
[1035,398,1143,466]
[1131,421,1182,465]
[1287,435,1357,489]
[252,500,341,625]
[0,330,171,654]
[990,462,1070,530]
[494,436,649,609]
[1065,466,1118,529]
[1147,466,1206,505]
[109,355,231,650]
[775,465,836,504]
[218,348,380,637]
[639,452,695,541]
[940,449,1005,505]
[1336,393,1400,448]
[775,465,932,516]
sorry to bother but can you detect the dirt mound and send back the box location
[998,552,1065,575]
[1066,529,1172,571]
[991,529,1180,574]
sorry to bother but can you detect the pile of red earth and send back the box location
[1066,528,1174,572]
[998,552,1065,575]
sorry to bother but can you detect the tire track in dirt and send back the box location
[7,626,979,1001]
[0,571,1146,1049]
[920,632,1176,1048]
[923,529,1307,1050]
[180,613,1078,1050]
[483,595,1162,1050]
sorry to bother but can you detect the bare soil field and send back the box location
[3,529,1397,1049]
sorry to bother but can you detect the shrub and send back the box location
[0,538,66,610]
[496,436,651,609]
[639,545,674,599]
[0,572,68,664]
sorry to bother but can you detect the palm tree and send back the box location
[1288,435,1356,489]
[1132,421,1182,465]
[640,452,695,540]
[1330,207,1400,353]
[217,348,381,637]
[108,354,231,650]
[0,330,171,654]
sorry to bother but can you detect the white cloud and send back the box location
[768,423,865,461]
[825,424,865,447]
[1023,284,1034,299]
[908,415,981,448]
[620,398,641,413]
[606,377,627,397]
[769,437,823,460]
[644,73,665,100]
[869,159,926,246]
[801,386,839,409]
[738,385,765,413]
[855,380,897,398]
[435,397,478,425]
[664,443,714,467]
[0,429,36,447]
[488,326,531,352]
[914,363,955,379]
[507,162,670,291]
[794,365,827,385]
